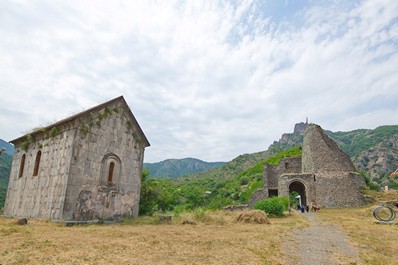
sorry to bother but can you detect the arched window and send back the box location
[19,154,26,179]
[101,153,121,186]
[108,162,115,184]
[33,151,41,176]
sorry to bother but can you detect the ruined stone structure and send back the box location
[250,124,366,208]
[4,96,149,220]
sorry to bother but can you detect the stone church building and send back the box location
[250,123,366,208]
[4,96,149,221]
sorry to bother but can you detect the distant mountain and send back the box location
[190,151,270,180]
[144,158,225,178]
[0,139,14,156]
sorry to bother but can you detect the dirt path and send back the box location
[283,212,360,265]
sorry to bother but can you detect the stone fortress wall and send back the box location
[4,126,74,219]
[302,125,356,173]
[250,123,366,208]
[266,156,302,190]
[301,124,365,207]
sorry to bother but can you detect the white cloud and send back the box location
[0,0,397,162]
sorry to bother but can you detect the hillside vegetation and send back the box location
[144,158,224,178]
[327,125,398,157]
[139,146,302,215]
[0,153,12,208]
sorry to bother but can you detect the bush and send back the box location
[279,196,289,210]
[192,207,212,222]
[358,170,380,191]
[369,181,380,191]
[207,194,233,210]
[254,197,286,217]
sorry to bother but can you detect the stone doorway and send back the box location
[289,181,307,206]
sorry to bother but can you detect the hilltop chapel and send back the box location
[4,96,149,221]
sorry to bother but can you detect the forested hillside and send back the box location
[140,146,302,215]
[144,158,224,178]
[0,153,12,208]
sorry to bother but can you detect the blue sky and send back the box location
[0,0,397,163]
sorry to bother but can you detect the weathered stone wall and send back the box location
[277,174,315,203]
[5,97,147,220]
[264,157,302,189]
[301,124,365,207]
[314,172,366,208]
[4,123,75,219]
[63,101,144,220]
[302,124,356,173]
[248,188,268,207]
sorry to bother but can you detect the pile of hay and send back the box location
[235,210,270,224]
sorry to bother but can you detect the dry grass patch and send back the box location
[235,210,270,224]
[0,211,306,265]
[318,190,398,265]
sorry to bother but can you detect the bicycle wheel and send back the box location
[373,206,396,222]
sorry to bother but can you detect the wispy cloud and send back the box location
[0,0,397,162]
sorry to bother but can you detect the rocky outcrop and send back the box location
[354,135,398,183]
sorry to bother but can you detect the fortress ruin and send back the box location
[250,123,366,208]
[4,96,149,220]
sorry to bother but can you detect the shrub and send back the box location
[254,197,285,217]
[207,194,233,210]
[358,170,380,191]
[279,196,289,210]
[192,207,212,222]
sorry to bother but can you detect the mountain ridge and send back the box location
[144,157,225,178]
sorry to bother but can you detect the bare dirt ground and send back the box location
[283,212,360,265]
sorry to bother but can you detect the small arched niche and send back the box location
[101,153,122,185]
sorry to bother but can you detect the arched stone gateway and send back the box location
[289,181,306,206]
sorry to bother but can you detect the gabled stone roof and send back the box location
[11,96,150,147]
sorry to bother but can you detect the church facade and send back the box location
[4,96,149,220]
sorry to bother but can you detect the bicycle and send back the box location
[373,201,398,222]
